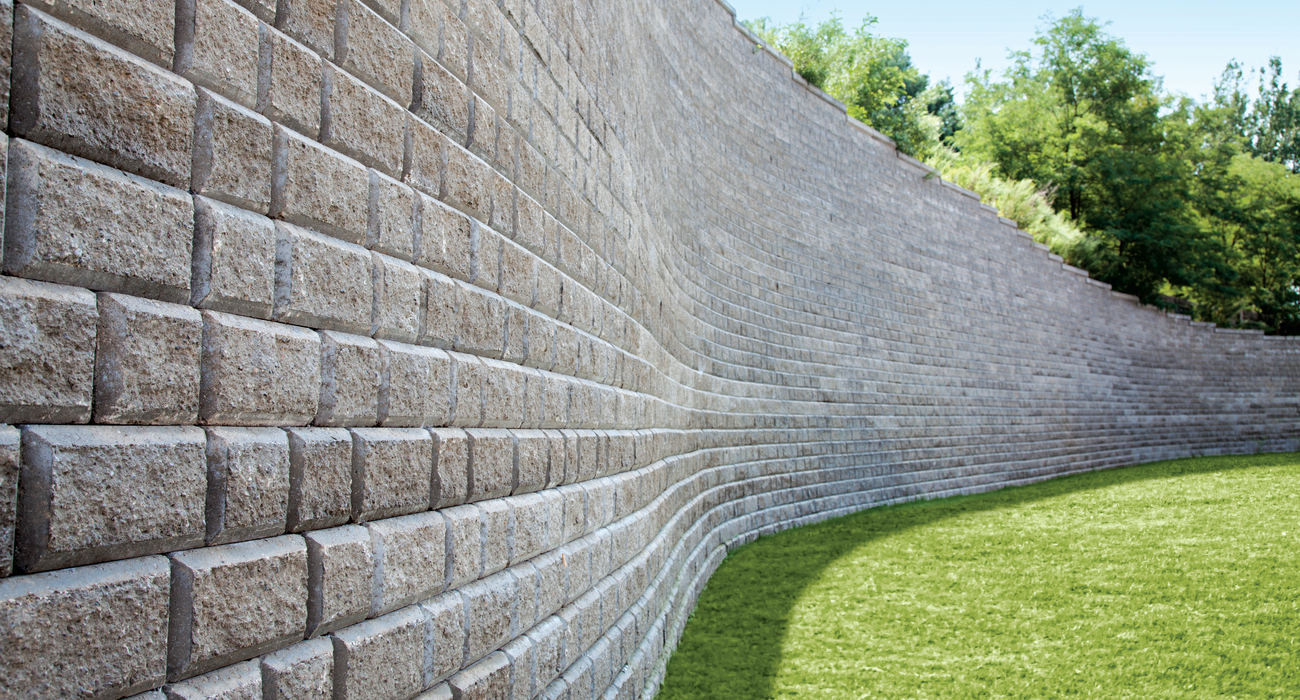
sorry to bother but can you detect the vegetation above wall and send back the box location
[746,11,1300,333]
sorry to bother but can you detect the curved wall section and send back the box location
[0,0,1296,698]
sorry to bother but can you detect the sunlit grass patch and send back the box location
[659,452,1300,699]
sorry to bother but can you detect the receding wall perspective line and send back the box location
[0,0,1296,698]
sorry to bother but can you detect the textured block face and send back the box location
[0,556,170,699]
[4,139,194,303]
[466,428,515,502]
[0,276,97,424]
[421,270,459,350]
[258,28,322,137]
[478,499,509,577]
[272,129,369,244]
[455,282,505,358]
[164,659,262,699]
[94,293,203,425]
[378,342,452,427]
[260,637,334,700]
[204,427,291,545]
[304,525,373,637]
[11,7,194,188]
[460,571,516,665]
[321,65,406,178]
[416,52,470,141]
[371,253,423,344]
[192,90,274,213]
[22,0,175,68]
[349,427,433,521]
[419,592,465,686]
[200,311,321,426]
[0,426,17,577]
[317,331,382,427]
[369,174,417,263]
[368,510,446,615]
[330,607,427,700]
[440,503,480,589]
[449,651,510,700]
[337,0,415,106]
[429,427,469,508]
[286,427,353,532]
[192,197,278,319]
[273,0,334,59]
[274,223,374,335]
[17,425,207,573]
[168,536,308,680]
[182,0,260,108]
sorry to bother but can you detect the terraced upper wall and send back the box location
[0,0,1296,698]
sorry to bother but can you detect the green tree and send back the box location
[957,9,1208,301]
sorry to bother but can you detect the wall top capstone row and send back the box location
[0,0,1296,699]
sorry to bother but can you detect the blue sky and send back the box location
[727,0,1300,103]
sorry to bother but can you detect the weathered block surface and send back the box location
[0,276,97,424]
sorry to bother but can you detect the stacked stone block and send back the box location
[0,0,1297,698]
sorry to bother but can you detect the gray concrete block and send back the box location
[429,427,469,509]
[260,636,333,700]
[371,253,424,344]
[414,195,473,281]
[479,358,526,429]
[200,311,321,426]
[273,222,374,335]
[317,331,383,427]
[168,535,308,681]
[94,292,202,425]
[10,7,194,188]
[511,429,550,495]
[466,428,515,502]
[0,276,97,424]
[479,498,509,578]
[164,659,261,700]
[0,556,170,698]
[368,170,417,262]
[420,269,459,350]
[458,570,516,666]
[441,503,480,589]
[204,427,290,545]
[305,525,373,638]
[4,138,193,303]
[378,342,452,428]
[454,281,505,359]
[0,426,16,577]
[330,606,427,700]
[368,511,446,616]
[192,197,277,319]
[286,428,354,533]
[17,425,206,573]
[349,427,433,522]
[450,353,484,427]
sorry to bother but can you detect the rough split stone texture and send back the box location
[0,0,1298,699]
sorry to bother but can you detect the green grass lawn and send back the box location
[658,453,1300,699]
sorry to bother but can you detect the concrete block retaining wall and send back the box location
[0,0,1297,698]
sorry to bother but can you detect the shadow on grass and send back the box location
[656,451,1299,700]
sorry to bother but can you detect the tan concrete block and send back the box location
[415,195,474,281]
[479,358,526,429]
[286,428,353,532]
[17,425,206,573]
[368,510,445,615]
[421,269,459,350]
[530,552,566,621]
[0,276,97,424]
[448,651,510,700]
[349,427,433,522]
[337,0,414,106]
[4,139,193,303]
[526,615,564,690]
[511,430,550,495]
[165,659,261,699]
[168,536,307,680]
[321,64,406,178]
[468,95,498,163]
[199,310,321,426]
[466,428,514,502]
[369,172,418,262]
[379,342,452,427]
[502,303,529,365]
[191,197,277,319]
[330,606,427,700]
[472,223,502,292]
[317,331,382,428]
[93,293,202,425]
[441,503,480,588]
[305,525,373,637]
[506,492,551,566]
[541,430,567,489]
[273,222,373,335]
[256,28,322,137]
[0,556,170,698]
[11,7,193,187]
[260,637,333,700]
[372,253,424,344]
[405,115,445,199]
[413,684,453,700]
[22,0,174,68]
[273,0,335,59]
[443,139,492,222]
[0,426,16,577]
[271,128,369,245]
[180,0,260,108]
[429,427,469,508]
[192,89,273,214]
[435,6,468,81]
[499,239,535,307]
[455,281,505,358]
[449,353,483,427]
[415,50,469,141]
[458,570,515,664]
[204,427,290,545]
[478,498,508,578]
[525,311,556,372]
[502,633,534,700]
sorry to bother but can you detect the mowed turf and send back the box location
[658,452,1300,699]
